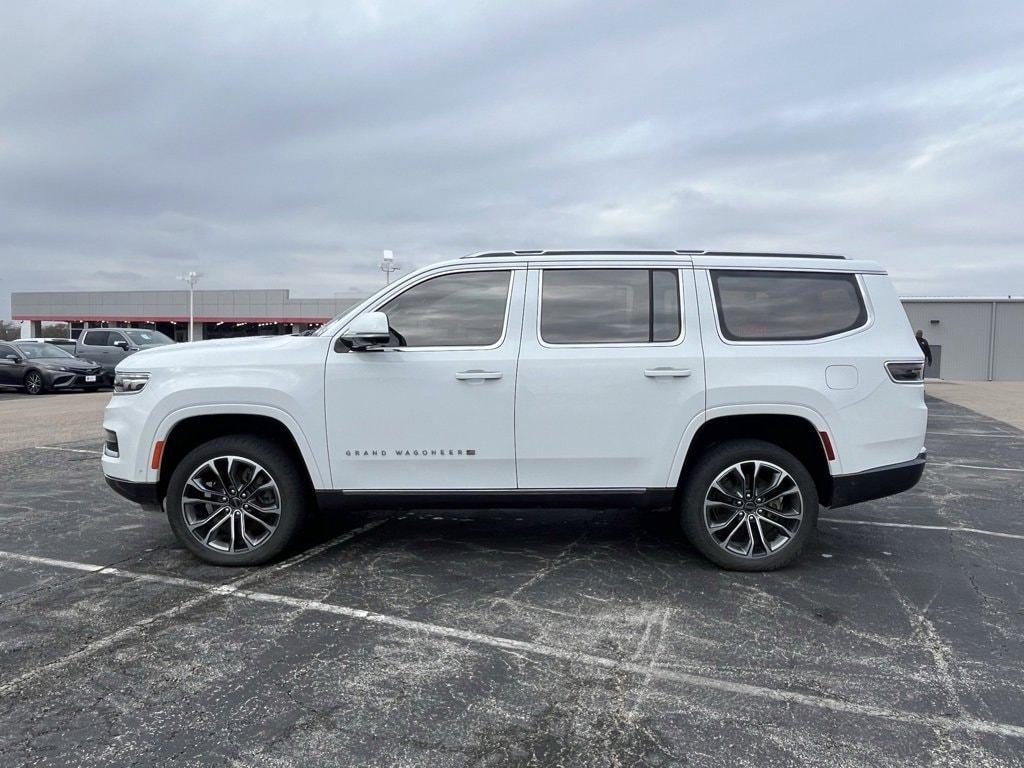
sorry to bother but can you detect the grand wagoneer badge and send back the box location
[345,449,477,457]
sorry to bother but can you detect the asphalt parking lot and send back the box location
[0,393,1022,766]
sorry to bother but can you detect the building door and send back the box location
[925,344,941,379]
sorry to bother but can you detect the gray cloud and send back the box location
[2,0,1024,318]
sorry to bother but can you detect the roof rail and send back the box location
[462,249,845,260]
[702,251,845,260]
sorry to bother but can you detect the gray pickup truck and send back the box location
[76,328,175,378]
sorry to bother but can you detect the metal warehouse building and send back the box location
[902,297,1024,381]
[12,289,362,342]
[11,289,1024,381]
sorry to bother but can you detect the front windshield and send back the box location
[16,343,74,359]
[124,329,173,345]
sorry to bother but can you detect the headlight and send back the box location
[114,372,150,394]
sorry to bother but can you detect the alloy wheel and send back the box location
[703,460,803,559]
[181,455,281,554]
[25,372,43,395]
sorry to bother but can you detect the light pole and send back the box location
[380,250,401,284]
[177,271,201,341]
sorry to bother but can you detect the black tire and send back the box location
[23,370,46,395]
[166,434,311,566]
[680,439,818,571]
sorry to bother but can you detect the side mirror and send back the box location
[340,311,391,350]
[113,340,128,350]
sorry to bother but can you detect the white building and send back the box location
[902,298,1024,381]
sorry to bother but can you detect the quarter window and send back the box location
[540,269,681,344]
[379,270,511,348]
[711,270,867,341]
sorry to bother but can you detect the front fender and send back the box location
[149,403,327,487]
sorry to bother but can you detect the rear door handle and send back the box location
[455,370,503,381]
[644,367,692,378]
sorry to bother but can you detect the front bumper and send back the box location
[829,451,927,509]
[105,475,161,508]
[43,369,107,390]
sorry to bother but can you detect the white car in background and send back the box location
[101,250,927,571]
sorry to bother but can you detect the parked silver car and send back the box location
[76,328,174,377]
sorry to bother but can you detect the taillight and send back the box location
[886,361,924,383]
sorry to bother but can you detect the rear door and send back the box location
[78,330,110,367]
[515,265,705,489]
[79,330,118,372]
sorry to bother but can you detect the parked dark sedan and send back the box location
[0,341,107,394]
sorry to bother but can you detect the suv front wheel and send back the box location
[166,435,310,566]
[680,439,819,571]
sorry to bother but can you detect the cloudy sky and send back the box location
[2,0,1023,318]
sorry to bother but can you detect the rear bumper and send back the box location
[829,451,926,509]
[105,475,161,508]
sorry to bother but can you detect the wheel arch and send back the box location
[23,367,47,392]
[672,408,836,506]
[152,406,324,501]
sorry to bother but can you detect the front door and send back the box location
[515,266,706,489]
[325,267,525,490]
[0,344,25,386]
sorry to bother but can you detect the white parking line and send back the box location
[928,461,1024,474]
[1,547,1023,739]
[0,519,385,696]
[34,445,103,456]
[821,517,1024,541]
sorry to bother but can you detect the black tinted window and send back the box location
[380,270,511,347]
[711,270,867,341]
[0,344,15,358]
[83,331,111,346]
[541,269,681,344]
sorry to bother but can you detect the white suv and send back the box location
[102,250,927,571]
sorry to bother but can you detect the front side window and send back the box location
[540,269,681,344]
[378,270,511,348]
[711,270,867,341]
[83,330,111,346]
[0,344,16,359]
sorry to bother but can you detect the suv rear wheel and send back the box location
[680,439,818,571]
[166,435,310,566]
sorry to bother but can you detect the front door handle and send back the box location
[644,367,692,378]
[455,370,503,381]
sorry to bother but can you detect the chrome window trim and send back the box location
[536,267,686,349]
[703,268,875,346]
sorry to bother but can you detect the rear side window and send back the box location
[83,330,111,346]
[541,269,681,344]
[711,270,867,341]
